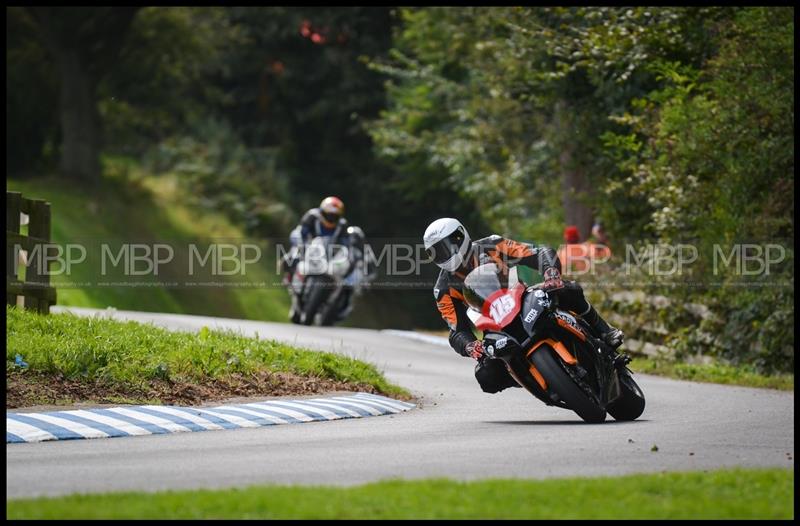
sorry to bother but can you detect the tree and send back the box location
[202,6,482,237]
[369,8,643,240]
[6,7,59,175]
[367,7,751,245]
[102,7,242,154]
[25,7,140,181]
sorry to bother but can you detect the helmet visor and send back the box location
[321,210,341,223]
[426,227,466,265]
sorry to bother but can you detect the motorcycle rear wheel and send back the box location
[607,370,645,421]
[530,345,606,423]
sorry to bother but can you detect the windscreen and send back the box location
[462,262,509,311]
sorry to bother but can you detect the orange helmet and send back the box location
[319,196,345,227]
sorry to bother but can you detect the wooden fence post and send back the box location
[6,192,21,306]
[6,191,56,314]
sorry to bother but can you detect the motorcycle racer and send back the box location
[423,217,624,394]
[284,197,360,323]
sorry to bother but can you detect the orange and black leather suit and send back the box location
[433,235,597,393]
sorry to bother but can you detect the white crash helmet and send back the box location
[423,218,471,272]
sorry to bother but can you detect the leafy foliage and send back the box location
[143,118,294,237]
[100,7,243,155]
[369,7,794,371]
[602,8,794,244]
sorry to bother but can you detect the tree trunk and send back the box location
[56,48,101,182]
[554,100,594,242]
[25,7,140,183]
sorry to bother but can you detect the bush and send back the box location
[144,118,295,237]
[586,243,793,375]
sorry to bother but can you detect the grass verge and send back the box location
[630,357,794,391]
[5,468,793,519]
[6,306,409,408]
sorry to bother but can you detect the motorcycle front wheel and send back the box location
[301,277,328,326]
[530,345,606,423]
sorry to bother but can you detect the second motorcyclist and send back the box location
[283,196,368,323]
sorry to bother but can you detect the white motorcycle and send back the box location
[288,236,359,326]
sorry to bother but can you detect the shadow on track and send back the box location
[485,419,651,426]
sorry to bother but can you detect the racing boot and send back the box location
[581,303,625,350]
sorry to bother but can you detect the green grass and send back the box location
[7,163,290,322]
[630,357,794,391]
[5,468,793,519]
[6,306,409,400]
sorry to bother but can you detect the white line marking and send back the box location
[381,329,450,347]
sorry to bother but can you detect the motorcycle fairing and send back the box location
[553,309,587,341]
[474,283,525,331]
[520,288,550,333]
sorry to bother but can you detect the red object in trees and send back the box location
[563,225,580,244]
[300,19,328,45]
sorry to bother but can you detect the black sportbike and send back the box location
[463,262,645,423]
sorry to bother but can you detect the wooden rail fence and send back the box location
[6,191,57,314]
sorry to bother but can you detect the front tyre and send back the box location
[301,278,327,326]
[530,345,606,423]
[607,370,645,421]
[317,292,340,326]
[289,306,302,325]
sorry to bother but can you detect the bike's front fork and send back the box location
[583,330,631,372]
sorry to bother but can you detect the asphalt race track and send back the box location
[6,307,794,498]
